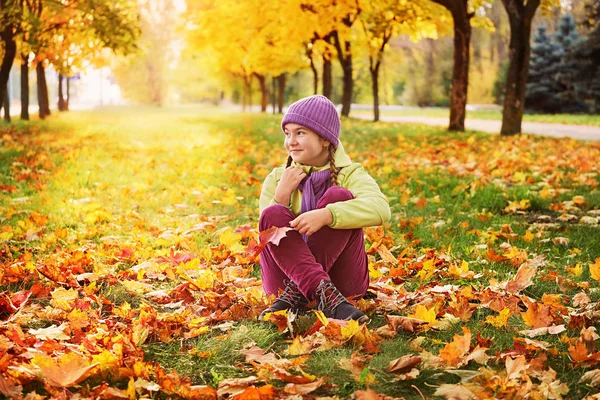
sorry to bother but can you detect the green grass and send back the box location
[351,107,600,126]
[1,105,599,398]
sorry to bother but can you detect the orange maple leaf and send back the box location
[31,352,99,388]
[439,328,471,367]
[521,302,554,329]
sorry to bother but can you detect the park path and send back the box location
[353,115,600,141]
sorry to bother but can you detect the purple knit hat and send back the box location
[281,95,340,148]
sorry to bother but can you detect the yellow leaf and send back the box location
[67,308,90,330]
[50,287,79,311]
[590,258,600,282]
[192,268,217,290]
[522,230,535,243]
[415,259,435,281]
[566,263,583,278]
[341,319,360,340]
[287,336,313,356]
[314,310,329,326]
[219,228,243,251]
[486,308,511,328]
[368,263,383,280]
[407,304,437,326]
[91,350,120,372]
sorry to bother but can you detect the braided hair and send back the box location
[328,145,338,186]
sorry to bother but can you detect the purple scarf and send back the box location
[297,169,332,241]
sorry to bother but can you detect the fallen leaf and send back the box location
[434,383,477,399]
[579,369,600,386]
[590,258,600,282]
[485,308,511,328]
[386,355,421,373]
[28,323,71,341]
[519,325,566,338]
[283,378,326,395]
[31,352,99,387]
[573,292,591,307]
[506,256,544,293]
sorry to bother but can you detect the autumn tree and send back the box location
[0,0,19,122]
[360,0,448,121]
[187,0,307,112]
[426,0,474,131]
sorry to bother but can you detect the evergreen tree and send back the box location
[571,3,600,112]
[554,14,587,112]
[525,25,562,113]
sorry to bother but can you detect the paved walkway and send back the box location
[353,115,600,141]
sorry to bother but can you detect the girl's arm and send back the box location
[259,169,281,212]
[326,164,391,229]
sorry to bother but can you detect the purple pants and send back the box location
[259,186,369,300]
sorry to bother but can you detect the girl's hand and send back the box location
[274,166,306,206]
[290,208,333,236]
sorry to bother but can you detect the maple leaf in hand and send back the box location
[246,226,293,261]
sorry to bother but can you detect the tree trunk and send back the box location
[370,62,381,122]
[271,76,276,115]
[65,76,70,111]
[253,73,268,113]
[308,45,318,95]
[36,62,51,119]
[3,88,10,122]
[20,54,29,120]
[449,13,471,131]
[277,74,285,114]
[332,31,354,117]
[58,74,67,111]
[323,56,332,100]
[242,74,252,112]
[0,22,17,120]
[500,0,541,136]
[431,0,472,131]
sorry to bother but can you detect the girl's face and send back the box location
[283,123,330,166]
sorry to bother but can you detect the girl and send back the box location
[259,95,391,323]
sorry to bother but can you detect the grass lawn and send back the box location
[351,107,600,126]
[1,106,600,399]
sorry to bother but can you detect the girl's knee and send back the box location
[319,186,354,206]
[259,204,294,229]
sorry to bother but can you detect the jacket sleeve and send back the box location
[259,169,287,213]
[326,165,391,229]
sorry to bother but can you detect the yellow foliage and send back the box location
[486,308,511,328]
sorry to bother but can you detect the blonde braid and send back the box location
[328,146,338,186]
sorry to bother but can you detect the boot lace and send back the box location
[278,280,305,307]
[316,280,346,311]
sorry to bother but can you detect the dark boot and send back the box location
[314,280,369,323]
[259,280,308,320]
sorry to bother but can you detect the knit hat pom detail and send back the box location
[281,95,340,148]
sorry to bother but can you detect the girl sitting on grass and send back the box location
[258,95,391,323]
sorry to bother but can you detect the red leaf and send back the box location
[259,226,293,246]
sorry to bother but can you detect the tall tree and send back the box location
[499,0,557,136]
[553,14,585,112]
[571,1,600,112]
[186,0,307,111]
[428,0,473,131]
[360,0,448,121]
[525,25,562,112]
[0,0,19,122]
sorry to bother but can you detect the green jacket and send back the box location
[259,141,391,229]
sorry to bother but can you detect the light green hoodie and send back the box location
[259,141,391,229]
